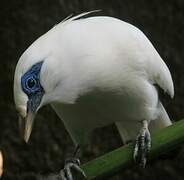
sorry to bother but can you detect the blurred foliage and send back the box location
[0,0,184,179]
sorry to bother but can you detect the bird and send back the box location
[14,11,174,179]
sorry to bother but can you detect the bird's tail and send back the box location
[116,102,172,144]
[149,102,172,133]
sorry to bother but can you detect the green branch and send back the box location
[80,119,184,179]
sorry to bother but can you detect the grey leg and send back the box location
[133,120,151,168]
[59,145,86,180]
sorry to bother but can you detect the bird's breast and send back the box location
[53,88,154,132]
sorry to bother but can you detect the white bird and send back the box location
[14,12,174,179]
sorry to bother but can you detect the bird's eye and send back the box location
[26,78,36,89]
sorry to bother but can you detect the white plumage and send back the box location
[14,12,174,166]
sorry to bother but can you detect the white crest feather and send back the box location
[60,10,101,25]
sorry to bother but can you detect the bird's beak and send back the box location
[19,110,36,143]
[17,92,44,142]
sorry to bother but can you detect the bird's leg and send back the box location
[133,120,151,168]
[59,145,86,180]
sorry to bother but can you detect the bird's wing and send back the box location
[116,55,174,143]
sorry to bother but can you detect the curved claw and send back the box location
[59,158,86,180]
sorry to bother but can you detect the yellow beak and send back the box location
[19,111,35,143]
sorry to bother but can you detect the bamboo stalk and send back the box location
[3,120,184,179]
[80,119,184,179]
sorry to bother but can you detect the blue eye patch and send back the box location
[21,61,44,96]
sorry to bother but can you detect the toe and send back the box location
[140,130,146,152]
[66,165,74,180]
[140,156,146,168]
[59,170,67,180]
[133,137,139,161]
[72,164,87,178]
[145,131,151,153]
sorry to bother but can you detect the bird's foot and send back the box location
[133,120,151,168]
[59,158,86,180]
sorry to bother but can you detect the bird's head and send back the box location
[14,57,45,142]
[13,33,62,142]
[13,12,96,142]
[14,34,80,142]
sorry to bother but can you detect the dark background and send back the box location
[0,0,184,179]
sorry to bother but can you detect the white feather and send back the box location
[14,13,174,145]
